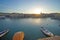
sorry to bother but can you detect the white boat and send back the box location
[40,27,54,37]
[0,29,9,37]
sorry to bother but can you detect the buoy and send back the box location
[12,32,24,40]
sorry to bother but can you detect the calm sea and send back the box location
[0,18,60,40]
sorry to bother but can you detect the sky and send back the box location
[0,0,60,14]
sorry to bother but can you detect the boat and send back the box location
[0,29,9,37]
[40,27,54,37]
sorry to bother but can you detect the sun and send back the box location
[34,8,42,14]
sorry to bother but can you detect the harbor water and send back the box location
[0,18,60,40]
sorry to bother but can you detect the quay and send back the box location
[38,36,60,40]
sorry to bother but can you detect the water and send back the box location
[0,18,60,40]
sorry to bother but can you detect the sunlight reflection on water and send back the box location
[28,18,41,24]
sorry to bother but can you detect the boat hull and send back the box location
[40,27,54,37]
[0,29,9,37]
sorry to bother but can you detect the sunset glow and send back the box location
[33,8,42,14]
[0,0,60,13]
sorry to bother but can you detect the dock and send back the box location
[38,36,60,40]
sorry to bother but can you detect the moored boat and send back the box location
[40,27,54,37]
[0,29,9,37]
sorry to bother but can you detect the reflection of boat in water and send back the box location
[59,25,60,27]
[0,16,5,19]
[40,27,54,37]
[0,29,9,37]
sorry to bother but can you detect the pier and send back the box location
[38,36,60,40]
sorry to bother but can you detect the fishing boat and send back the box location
[40,27,54,37]
[0,29,9,37]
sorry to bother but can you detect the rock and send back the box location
[12,32,24,40]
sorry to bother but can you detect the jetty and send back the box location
[38,36,60,40]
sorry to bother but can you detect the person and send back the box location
[12,32,24,40]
